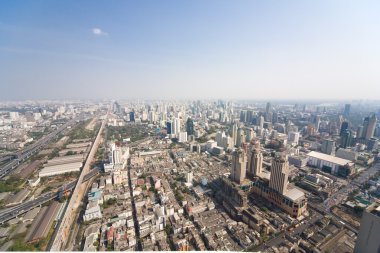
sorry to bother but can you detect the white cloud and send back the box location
[92,27,108,36]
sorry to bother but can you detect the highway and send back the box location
[0,119,77,179]
[50,113,107,251]
[0,167,99,224]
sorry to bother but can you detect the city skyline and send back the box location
[1,0,380,101]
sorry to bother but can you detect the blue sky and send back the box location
[1,0,379,101]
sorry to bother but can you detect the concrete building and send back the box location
[247,147,263,178]
[336,148,357,161]
[321,139,335,155]
[39,162,82,177]
[354,203,380,253]
[288,131,300,145]
[83,201,102,222]
[269,155,289,195]
[231,149,247,184]
[307,151,354,177]
[178,132,188,143]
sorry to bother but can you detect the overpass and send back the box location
[0,119,77,179]
[50,113,107,251]
[0,167,100,224]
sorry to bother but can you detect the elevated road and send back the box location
[0,167,100,224]
[50,113,107,251]
[0,119,77,179]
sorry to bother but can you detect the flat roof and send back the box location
[284,187,305,201]
[307,151,353,166]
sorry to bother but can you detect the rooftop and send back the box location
[284,187,305,201]
[307,151,353,166]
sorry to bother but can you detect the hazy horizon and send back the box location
[1,0,380,101]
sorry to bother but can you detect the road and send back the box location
[0,168,99,224]
[0,119,77,178]
[50,114,107,251]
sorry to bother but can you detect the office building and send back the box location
[173,118,181,135]
[236,128,245,147]
[186,118,194,135]
[340,121,349,136]
[340,129,352,148]
[344,104,351,117]
[258,116,264,129]
[321,139,335,155]
[240,110,247,122]
[269,155,289,195]
[129,111,135,122]
[288,131,300,145]
[365,114,377,140]
[166,121,172,135]
[247,147,263,178]
[178,132,188,143]
[231,123,238,146]
[231,149,247,184]
[354,203,380,253]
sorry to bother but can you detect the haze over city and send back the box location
[1,0,380,101]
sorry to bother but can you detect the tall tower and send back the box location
[236,128,245,147]
[344,104,351,117]
[269,155,289,195]
[231,149,247,185]
[231,123,238,146]
[248,147,263,178]
[365,114,377,140]
[186,118,194,135]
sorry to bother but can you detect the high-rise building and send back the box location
[321,139,335,155]
[288,131,300,145]
[340,130,352,148]
[178,132,188,143]
[248,147,263,178]
[365,114,377,140]
[231,149,247,184]
[258,116,264,129]
[240,110,247,122]
[340,121,349,136]
[129,111,135,122]
[344,104,351,117]
[231,123,238,146]
[269,155,289,195]
[266,102,272,114]
[173,118,181,135]
[247,110,254,124]
[166,121,172,135]
[236,128,245,147]
[354,203,380,253]
[186,118,194,135]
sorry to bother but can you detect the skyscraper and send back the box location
[166,121,172,135]
[231,123,238,146]
[186,118,194,135]
[266,102,272,114]
[129,111,135,122]
[344,104,351,117]
[231,149,247,184]
[173,118,181,135]
[269,155,289,195]
[340,121,349,136]
[240,110,247,123]
[258,116,264,129]
[321,139,335,155]
[236,128,245,147]
[365,114,377,140]
[340,130,352,148]
[248,147,263,178]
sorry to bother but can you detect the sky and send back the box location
[0,0,380,101]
